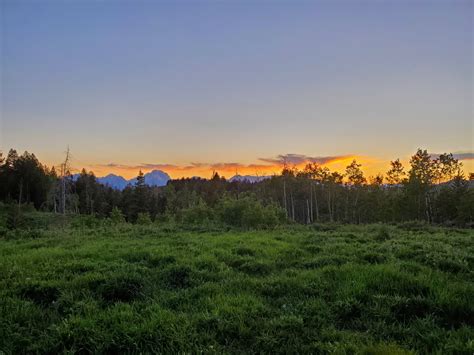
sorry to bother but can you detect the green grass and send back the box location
[0,223,473,353]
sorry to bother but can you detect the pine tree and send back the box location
[136,170,145,187]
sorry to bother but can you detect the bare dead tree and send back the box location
[57,146,72,214]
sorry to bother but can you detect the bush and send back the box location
[397,220,430,232]
[216,195,285,229]
[21,211,58,229]
[375,225,391,241]
[6,205,24,230]
[136,212,152,225]
[180,200,215,226]
[110,206,126,224]
[24,229,44,239]
[70,215,101,229]
[311,223,341,232]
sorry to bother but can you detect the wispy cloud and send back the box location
[89,153,366,179]
[259,154,352,165]
[453,152,474,160]
[429,151,474,161]
[95,163,179,170]
[97,154,353,173]
[94,161,270,173]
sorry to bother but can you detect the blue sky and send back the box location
[1,0,472,177]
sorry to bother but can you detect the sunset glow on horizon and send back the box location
[1,0,472,179]
[37,152,472,181]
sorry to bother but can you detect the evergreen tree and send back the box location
[136,170,145,187]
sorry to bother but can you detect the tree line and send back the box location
[0,148,472,227]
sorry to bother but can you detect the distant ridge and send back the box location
[73,170,171,190]
[128,170,171,188]
[229,174,271,183]
[97,174,129,190]
[72,172,273,189]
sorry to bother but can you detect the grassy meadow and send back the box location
[0,219,473,354]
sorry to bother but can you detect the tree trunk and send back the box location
[62,178,66,215]
[291,193,295,221]
[327,190,333,222]
[18,179,23,208]
[353,188,360,223]
[314,184,320,222]
[306,199,311,224]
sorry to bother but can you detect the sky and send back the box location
[1,0,473,179]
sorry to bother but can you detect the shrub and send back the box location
[70,215,101,229]
[397,220,430,232]
[311,223,341,232]
[180,201,215,226]
[375,225,391,241]
[216,195,285,229]
[136,212,152,225]
[6,205,24,230]
[110,206,126,224]
[24,229,44,239]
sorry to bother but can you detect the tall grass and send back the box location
[0,222,472,353]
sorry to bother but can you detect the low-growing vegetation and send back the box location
[0,219,473,353]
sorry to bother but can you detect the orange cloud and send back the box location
[82,153,392,180]
[72,148,474,181]
[259,154,352,166]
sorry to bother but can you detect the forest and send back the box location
[0,148,472,229]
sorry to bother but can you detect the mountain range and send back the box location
[228,175,272,183]
[73,171,271,190]
[72,170,171,190]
